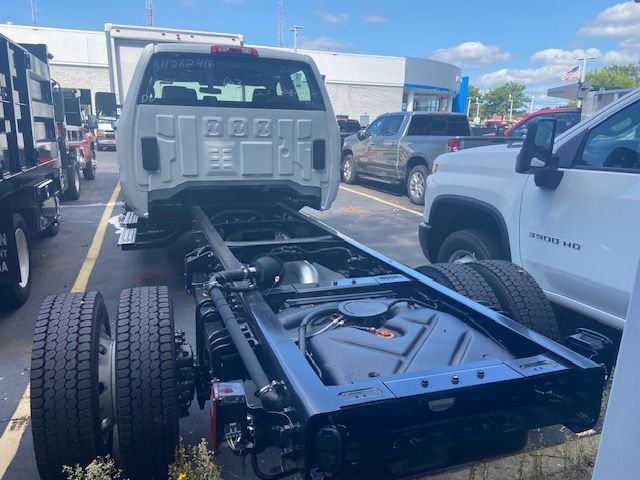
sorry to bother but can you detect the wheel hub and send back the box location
[343,160,352,180]
[409,172,425,198]
[450,249,476,264]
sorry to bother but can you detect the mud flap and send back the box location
[0,202,20,286]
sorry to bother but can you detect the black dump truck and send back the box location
[29,42,611,480]
[0,35,62,308]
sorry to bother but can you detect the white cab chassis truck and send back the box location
[421,88,640,331]
[28,42,612,480]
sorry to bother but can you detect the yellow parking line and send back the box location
[0,386,30,479]
[0,181,121,479]
[72,183,121,292]
[339,185,423,217]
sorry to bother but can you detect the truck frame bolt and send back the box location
[476,370,485,378]
[451,375,460,384]
[421,379,429,388]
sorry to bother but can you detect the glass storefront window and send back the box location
[414,93,438,112]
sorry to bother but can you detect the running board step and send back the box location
[118,227,137,248]
[123,211,139,228]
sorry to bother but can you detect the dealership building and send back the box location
[0,24,465,124]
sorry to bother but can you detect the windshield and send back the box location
[138,52,326,111]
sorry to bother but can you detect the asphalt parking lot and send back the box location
[0,151,428,479]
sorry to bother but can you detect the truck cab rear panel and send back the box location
[118,44,340,221]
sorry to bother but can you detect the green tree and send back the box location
[586,64,640,89]
[482,82,530,119]
[468,85,481,102]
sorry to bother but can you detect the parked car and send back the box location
[490,108,581,138]
[341,112,511,205]
[95,120,117,150]
[337,117,361,146]
[470,123,496,136]
[420,88,640,331]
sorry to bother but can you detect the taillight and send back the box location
[447,139,460,152]
[210,45,258,56]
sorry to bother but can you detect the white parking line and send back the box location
[0,182,121,479]
[339,185,423,217]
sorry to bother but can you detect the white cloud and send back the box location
[363,14,388,24]
[579,1,640,38]
[473,65,571,89]
[429,42,511,69]
[529,48,600,66]
[316,12,349,25]
[573,2,640,66]
[475,41,640,89]
[298,36,350,51]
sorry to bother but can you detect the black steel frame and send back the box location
[185,203,606,477]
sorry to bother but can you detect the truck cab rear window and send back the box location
[407,115,470,136]
[138,53,325,111]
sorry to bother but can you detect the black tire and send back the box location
[0,213,31,309]
[415,263,501,310]
[437,228,503,263]
[41,217,60,237]
[467,260,561,342]
[83,147,96,180]
[63,160,81,201]
[116,286,179,480]
[406,164,428,205]
[341,153,358,184]
[31,292,113,480]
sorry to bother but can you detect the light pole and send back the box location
[508,93,514,121]
[475,97,480,122]
[529,94,534,114]
[466,96,472,116]
[290,25,303,52]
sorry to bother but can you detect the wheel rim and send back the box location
[15,228,29,288]
[97,322,116,448]
[409,171,425,199]
[343,158,353,181]
[449,249,476,264]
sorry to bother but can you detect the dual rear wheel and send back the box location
[31,287,180,480]
[416,260,561,342]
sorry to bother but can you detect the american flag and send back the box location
[561,65,580,82]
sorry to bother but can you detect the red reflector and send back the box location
[211,45,258,56]
[447,139,460,152]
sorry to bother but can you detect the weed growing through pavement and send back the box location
[64,439,220,480]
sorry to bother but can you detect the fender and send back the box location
[428,195,511,261]
[403,155,432,179]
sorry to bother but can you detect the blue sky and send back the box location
[4,0,640,106]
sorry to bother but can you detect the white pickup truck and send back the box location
[420,88,640,330]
